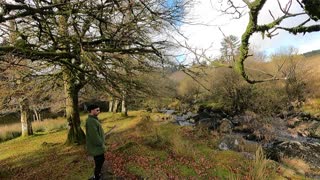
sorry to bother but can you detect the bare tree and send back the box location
[0,53,64,135]
[0,0,191,144]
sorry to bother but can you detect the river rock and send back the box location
[265,140,320,168]
[197,118,219,130]
[310,122,320,138]
[217,118,232,134]
[218,136,239,151]
[290,120,320,139]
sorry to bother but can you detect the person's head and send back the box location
[87,104,100,116]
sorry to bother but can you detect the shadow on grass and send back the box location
[0,132,21,144]
[0,143,92,180]
[31,132,46,137]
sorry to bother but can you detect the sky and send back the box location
[176,0,320,61]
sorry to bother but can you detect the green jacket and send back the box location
[85,115,106,156]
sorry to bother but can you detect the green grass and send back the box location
[248,146,276,180]
[0,114,92,180]
[0,111,311,179]
[146,149,168,162]
[175,163,197,177]
[126,162,147,177]
[208,166,233,179]
[303,99,320,115]
[0,130,92,179]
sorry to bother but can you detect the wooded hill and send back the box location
[303,49,320,57]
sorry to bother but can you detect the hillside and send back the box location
[0,111,311,179]
[303,49,320,57]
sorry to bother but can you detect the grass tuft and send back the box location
[248,146,273,179]
[281,157,310,175]
[176,163,197,177]
[126,162,147,177]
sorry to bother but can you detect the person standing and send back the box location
[85,104,106,180]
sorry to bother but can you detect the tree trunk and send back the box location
[113,99,119,113]
[121,92,128,116]
[33,108,40,121]
[64,71,85,145]
[20,98,33,136]
[109,98,114,112]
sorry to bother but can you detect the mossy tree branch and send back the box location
[222,0,320,84]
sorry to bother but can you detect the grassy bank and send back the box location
[0,111,309,179]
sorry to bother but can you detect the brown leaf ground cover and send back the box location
[0,111,310,179]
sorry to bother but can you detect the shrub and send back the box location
[136,116,195,157]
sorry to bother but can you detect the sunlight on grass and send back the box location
[0,130,66,161]
[107,114,254,179]
[302,98,320,115]
[0,111,310,179]
[0,111,146,179]
[100,111,142,133]
[281,157,310,175]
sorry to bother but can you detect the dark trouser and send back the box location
[94,154,105,180]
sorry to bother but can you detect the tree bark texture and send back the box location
[121,92,128,116]
[33,108,41,121]
[64,70,85,145]
[113,99,119,113]
[20,98,33,136]
[109,98,114,112]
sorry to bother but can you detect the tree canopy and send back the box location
[0,0,191,144]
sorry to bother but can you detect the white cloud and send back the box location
[177,0,320,60]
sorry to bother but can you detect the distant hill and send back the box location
[303,49,320,57]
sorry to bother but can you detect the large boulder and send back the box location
[232,112,275,142]
[265,140,320,168]
[231,112,258,134]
